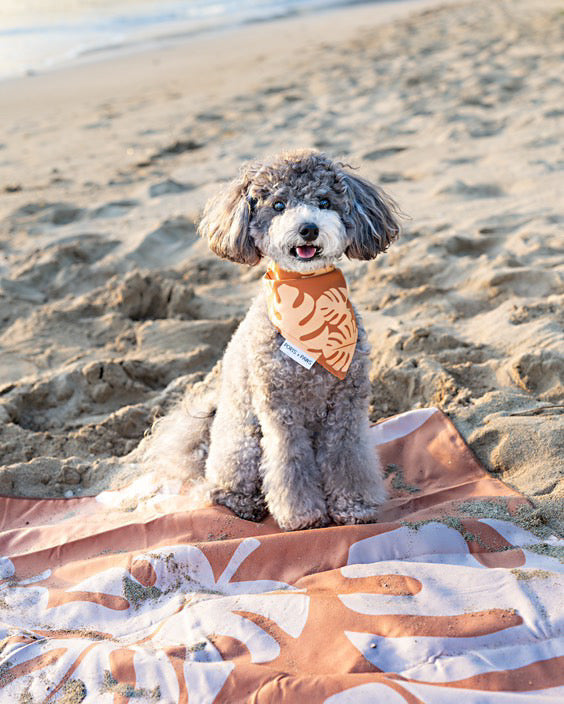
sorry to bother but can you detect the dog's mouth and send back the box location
[291,245,321,260]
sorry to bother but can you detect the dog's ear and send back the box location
[198,168,261,265]
[340,169,401,260]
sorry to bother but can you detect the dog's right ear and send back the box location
[198,169,261,265]
[339,169,401,260]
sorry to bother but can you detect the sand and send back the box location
[0,0,562,534]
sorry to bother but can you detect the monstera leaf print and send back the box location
[0,538,309,702]
[317,287,353,327]
[1,409,564,702]
[272,283,357,367]
[271,284,317,330]
[324,326,357,371]
[319,288,357,370]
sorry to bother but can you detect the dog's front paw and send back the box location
[274,509,330,532]
[327,493,386,526]
[211,487,267,522]
[266,490,329,531]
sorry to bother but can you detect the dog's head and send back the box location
[198,150,400,272]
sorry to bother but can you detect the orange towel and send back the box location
[263,263,358,380]
[2,409,561,702]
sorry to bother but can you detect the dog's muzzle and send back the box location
[295,222,320,259]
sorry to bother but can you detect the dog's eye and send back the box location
[273,201,286,212]
[319,198,331,209]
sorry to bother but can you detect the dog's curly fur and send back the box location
[142,150,400,531]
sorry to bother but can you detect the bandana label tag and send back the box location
[280,339,317,370]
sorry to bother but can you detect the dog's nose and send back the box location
[299,223,319,241]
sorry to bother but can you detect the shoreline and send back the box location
[1,0,455,109]
[0,0,392,82]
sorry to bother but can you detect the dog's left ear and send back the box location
[340,170,401,259]
[198,166,261,265]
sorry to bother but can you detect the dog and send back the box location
[143,150,400,531]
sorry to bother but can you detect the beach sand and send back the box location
[0,0,562,533]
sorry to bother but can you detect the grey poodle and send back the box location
[143,150,400,531]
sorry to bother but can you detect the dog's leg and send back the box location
[255,403,329,531]
[205,409,267,522]
[317,370,387,525]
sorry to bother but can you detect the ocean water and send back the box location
[0,0,368,80]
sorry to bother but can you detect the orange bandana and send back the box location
[263,263,358,380]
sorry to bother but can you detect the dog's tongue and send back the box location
[296,245,317,259]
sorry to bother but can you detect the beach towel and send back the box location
[1,407,562,703]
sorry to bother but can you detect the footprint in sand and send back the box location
[195,112,223,122]
[138,138,205,167]
[363,146,408,161]
[468,119,506,138]
[509,301,563,325]
[1,309,238,453]
[443,156,479,166]
[525,136,559,149]
[11,201,85,227]
[148,179,194,197]
[507,350,564,401]
[437,180,505,198]
[389,261,445,289]
[398,326,474,355]
[129,217,198,268]
[444,233,501,256]
[91,199,139,218]
[379,171,413,183]
[476,212,534,235]
[2,362,152,433]
[107,270,197,321]
[486,267,563,298]
[444,113,505,139]
[1,347,224,442]
[259,84,298,96]
[10,233,120,297]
